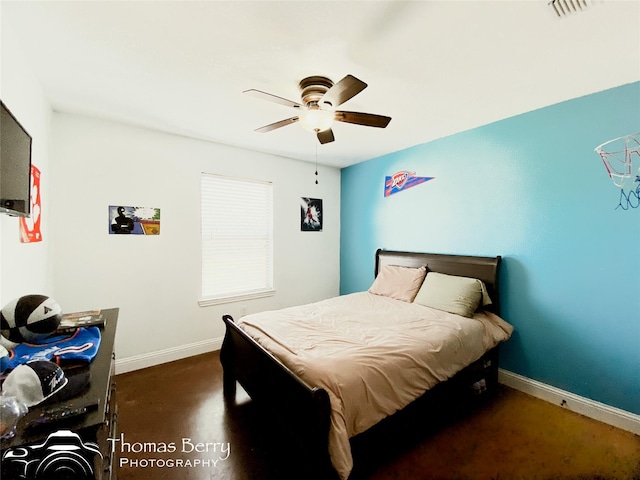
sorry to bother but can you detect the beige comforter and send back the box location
[237,292,513,479]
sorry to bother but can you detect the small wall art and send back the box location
[384,171,434,197]
[20,164,42,243]
[301,197,322,232]
[109,206,161,235]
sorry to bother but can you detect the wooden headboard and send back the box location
[375,249,502,314]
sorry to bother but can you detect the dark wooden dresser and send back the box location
[1,308,119,480]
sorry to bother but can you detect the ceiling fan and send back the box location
[244,74,391,144]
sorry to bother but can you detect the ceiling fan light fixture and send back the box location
[299,105,334,133]
[245,74,391,144]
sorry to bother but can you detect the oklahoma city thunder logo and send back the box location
[391,171,410,189]
[384,171,434,197]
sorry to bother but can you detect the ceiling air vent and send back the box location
[549,0,594,18]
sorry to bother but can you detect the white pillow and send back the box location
[368,265,427,302]
[413,272,492,317]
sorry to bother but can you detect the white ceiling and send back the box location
[2,1,639,168]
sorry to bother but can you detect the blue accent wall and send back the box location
[340,82,640,415]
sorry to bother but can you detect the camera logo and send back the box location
[1,429,102,480]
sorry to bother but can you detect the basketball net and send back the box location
[594,132,640,189]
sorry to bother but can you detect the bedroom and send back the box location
[0,1,638,479]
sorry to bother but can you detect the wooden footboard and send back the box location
[220,314,335,475]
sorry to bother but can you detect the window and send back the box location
[200,174,274,306]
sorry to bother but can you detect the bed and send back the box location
[220,249,513,479]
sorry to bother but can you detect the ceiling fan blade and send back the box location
[244,89,302,109]
[335,111,391,128]
[320,75,367,108]
[317,129,335,144]
[255,117,299,133]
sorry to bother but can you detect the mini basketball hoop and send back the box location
[594,132,640,189]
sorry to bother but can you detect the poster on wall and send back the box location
[301,197,322,231]
[384,171,434,197]
[19,165,42,243]
[109,206,161,235]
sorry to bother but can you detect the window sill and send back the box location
[198,289,276,307]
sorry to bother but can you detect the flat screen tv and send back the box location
[1,100,32,217]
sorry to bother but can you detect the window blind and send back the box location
[200,174,274,304]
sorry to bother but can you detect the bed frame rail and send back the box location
[220,314,333,469]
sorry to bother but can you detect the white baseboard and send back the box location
[115,336,224,375]
[499,369,640,436]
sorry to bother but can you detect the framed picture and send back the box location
[301,197,322,232]
[109,206,161,235]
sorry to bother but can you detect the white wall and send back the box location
[0,15,53,307]
[50,113,341,370]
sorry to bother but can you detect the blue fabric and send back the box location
[1,327,101,374]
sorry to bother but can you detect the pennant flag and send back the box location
[384,171,434,197]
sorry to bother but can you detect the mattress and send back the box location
[238,292,513,479]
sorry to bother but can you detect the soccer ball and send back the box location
[0,295,62,344]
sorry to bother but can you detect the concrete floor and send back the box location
[115,351,640,480]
